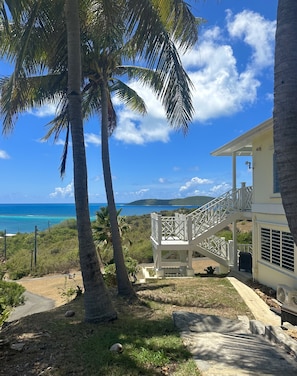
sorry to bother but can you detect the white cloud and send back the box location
[0,150,10,159]
[85,133,101,146]
[49,182,74,198]
[209,182,232,195]
[113,94,170,144]
[226,9,276,70]
[28,102,57,118]
[112,9,275,143]
[136,188,150,195]
[179,177,213,192]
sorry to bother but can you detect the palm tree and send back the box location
[274,0,297,244]
[0,0,117,323]
[92,206,131,269]
[64,0,117,322]
[92,207,130,246]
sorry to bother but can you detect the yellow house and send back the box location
[150,117,297,304]
[212,117,297,303]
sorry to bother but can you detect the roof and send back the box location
[211,118,273,156]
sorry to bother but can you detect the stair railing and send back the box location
[151,184,252,243]
[189,184,252,240]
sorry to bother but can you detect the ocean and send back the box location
[0,203,197,234]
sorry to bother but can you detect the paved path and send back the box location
[7,291,55,322]
[173,275,297,375]
[173,311,297,375]
[228,276,281,326]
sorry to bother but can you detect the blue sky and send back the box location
[0,0,277,204]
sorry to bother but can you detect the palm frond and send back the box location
[110,78,147,115]
[0,72,66,133]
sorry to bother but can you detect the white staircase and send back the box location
[150,184,253,266]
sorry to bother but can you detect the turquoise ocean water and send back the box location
[0,203,197,234]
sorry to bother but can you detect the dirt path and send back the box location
[15,258,219,307]
[16,272,83,307]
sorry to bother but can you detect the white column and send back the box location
[232,152,238,268]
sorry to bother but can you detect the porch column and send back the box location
[232,152,238,268]
[232,152,237,191]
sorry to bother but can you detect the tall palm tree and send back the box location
[78,0,199,297]
[0,0,117,323]
[64,0,116,322]
[273,0,297,244]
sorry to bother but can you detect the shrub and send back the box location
[0,280,25,327]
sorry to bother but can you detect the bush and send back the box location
[0,280,25,326]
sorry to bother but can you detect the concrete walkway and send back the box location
[173,274,297,375]
[227,276,281,326]
[7,291,55,322]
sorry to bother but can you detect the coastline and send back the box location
[0,203,198,234]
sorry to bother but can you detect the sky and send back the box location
[0,0,277,204]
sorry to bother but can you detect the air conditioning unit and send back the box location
[287,291,297,308]
[276,284,293,304]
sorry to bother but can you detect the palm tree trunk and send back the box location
[274,0,297,245]
[65,0,117,322]
[100,74,136,299]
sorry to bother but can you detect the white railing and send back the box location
[198,236,229,260]
[237,243,253,254]
[197,237,252,265]
[190,184,252,239]
[151,184,253,243]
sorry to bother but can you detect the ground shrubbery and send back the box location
[0,280,25,326]
[0,214,153,280]
[0,213,252,281]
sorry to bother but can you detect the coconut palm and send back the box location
[64,0,117,322]
[0,0,117,323]
[274,0,297,244]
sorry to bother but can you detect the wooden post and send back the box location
[34,226,38,267]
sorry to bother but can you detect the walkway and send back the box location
[173,274,297,375]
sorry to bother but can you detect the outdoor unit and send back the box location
[276,284,293,304]
[287,291,297,308]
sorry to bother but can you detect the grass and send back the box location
[1,276,253,375]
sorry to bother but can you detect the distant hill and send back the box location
[127,196,214,207]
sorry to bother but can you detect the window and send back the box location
[261,227,294,272]
[273,153,280,193]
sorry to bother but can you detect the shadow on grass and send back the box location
[1,294,198,376]
[135,283,175,292]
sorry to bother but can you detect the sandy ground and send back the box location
[16,258,219,307]
[16,272,84,307]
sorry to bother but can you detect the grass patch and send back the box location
[1,277,253,375]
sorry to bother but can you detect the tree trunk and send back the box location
[100,75,136,299]
[274,0,297,245]
[64,0,117,322]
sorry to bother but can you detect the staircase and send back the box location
[150,184,253,266]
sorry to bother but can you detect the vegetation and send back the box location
[0,212,252,281]
[0,280,25,327]
[1,277,253,375]
[128,196,214,206]
[0,0,199,302]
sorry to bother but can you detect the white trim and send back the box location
[252,203,285,215]
[211,118,273,156]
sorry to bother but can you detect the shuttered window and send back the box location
[260,227,294,272]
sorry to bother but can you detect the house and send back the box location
[150,118,297,303]
[212,117,297,291]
